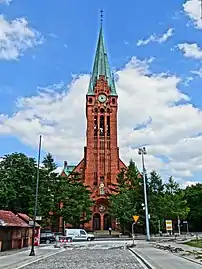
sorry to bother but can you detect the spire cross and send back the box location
[100,10,104,24]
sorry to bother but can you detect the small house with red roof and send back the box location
[0,210,32,251]
[17,213,41,246]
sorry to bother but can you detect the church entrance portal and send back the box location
[93,213,101,230]
[104,214,112,230]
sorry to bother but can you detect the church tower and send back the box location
[62,16,126,231]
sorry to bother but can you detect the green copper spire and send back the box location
[87,13,117,96]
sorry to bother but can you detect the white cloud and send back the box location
[191,67,202,77]
[181,180,198,189]
[0,15,43,60]
[137,28,174,46]
[0,0,12,4]
[183,0,202,29]
[0,57,201,184]
[178,43,202,59]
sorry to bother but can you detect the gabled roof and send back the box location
[87,24,117,96]
[0,210,30,228]
[63,165,76,177]
[17,213,40,227]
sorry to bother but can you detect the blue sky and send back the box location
[0,0,202,186]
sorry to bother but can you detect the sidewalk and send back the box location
[131,243,202,269]
[0,246,64,269]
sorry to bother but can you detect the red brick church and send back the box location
[61,20,126,231]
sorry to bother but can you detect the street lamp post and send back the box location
[29,135,42,256]
[138,147,150,241]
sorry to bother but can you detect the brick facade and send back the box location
[61,24,126,231]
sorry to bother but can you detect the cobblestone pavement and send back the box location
[23,249,144,269]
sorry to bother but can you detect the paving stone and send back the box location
[24,249,144,269]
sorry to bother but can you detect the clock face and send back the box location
[98,94,107,103]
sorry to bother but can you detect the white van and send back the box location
[65,229,95,241]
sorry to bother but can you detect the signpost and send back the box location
[132,215,139,245]
[133,215,139,223]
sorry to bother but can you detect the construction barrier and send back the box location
[54,236,72,248]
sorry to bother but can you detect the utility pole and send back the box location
[158,220,161,234]
[29,135,42,256]
[138,147,150,241]
[178,215,181,236]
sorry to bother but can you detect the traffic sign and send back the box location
[165,220,172,231]
[133,215,139,223]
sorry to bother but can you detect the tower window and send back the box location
[94,172,98,186]
[106,108,110,113]
[112,98,116,104]
[100,140,104,149]
[94,116,98,136]
[94,108,98,113]
[107,172,111,185]
[89,97,92,104]
[107,116,110,136]
[100,108,105,113]
[100,115,104,136]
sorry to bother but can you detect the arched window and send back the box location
[107,116,110,136]
[94,116,98,136]
[112,98,116,104]
[100,115,104,136]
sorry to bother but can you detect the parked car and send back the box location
[65,229,95,241]
[40,230,55,244]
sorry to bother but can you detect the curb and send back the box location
[15,248,65,269]
[179,254,202,266]
[129,248,156,269]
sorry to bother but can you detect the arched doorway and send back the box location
[104,214,112,230]
[93,213,101,230]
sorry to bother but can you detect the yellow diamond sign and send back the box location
[133,215,139,223]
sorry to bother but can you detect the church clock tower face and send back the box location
[98,94,107,103]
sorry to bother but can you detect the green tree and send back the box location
[42,153,57,172]
[164,177,190,229]
[109,160,144,233]
[148,170,165,233]
[57,172,93,228]
[185,184,202,232]
[0,153,36,213]
[36,153,59,227]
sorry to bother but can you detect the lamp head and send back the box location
[142,147,147,154]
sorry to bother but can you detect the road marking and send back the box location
[15,249,65,269]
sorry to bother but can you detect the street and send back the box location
[23,248,145,269]
[0,240,202,269]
